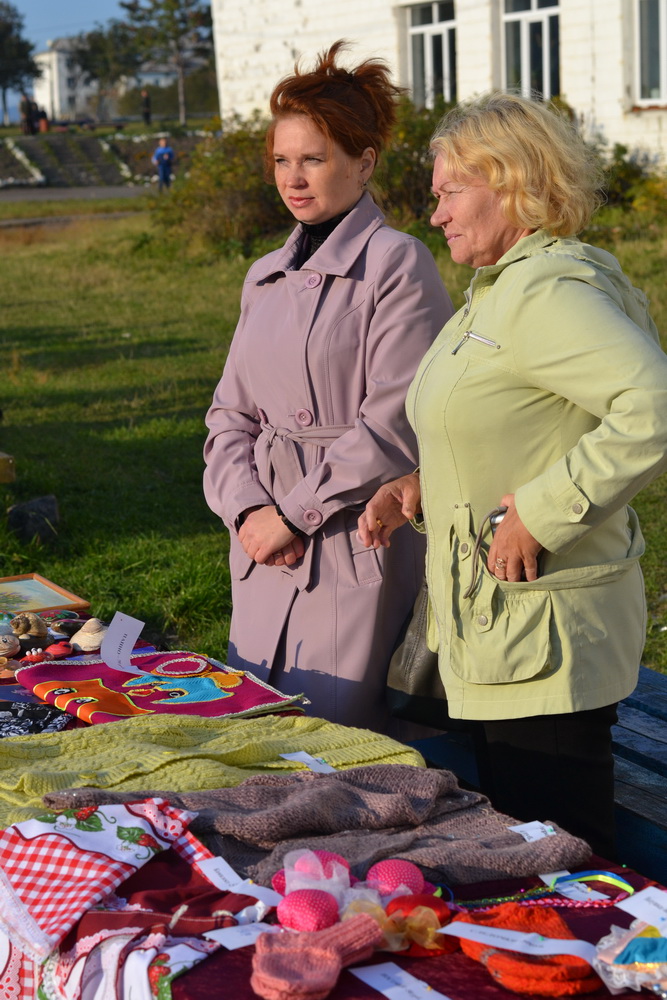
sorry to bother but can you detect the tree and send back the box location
[119,0,212,125]
[72,21,142,119]
[0,2,40,126]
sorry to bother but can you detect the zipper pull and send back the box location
[451,331,470,355]
[452,330,500,354]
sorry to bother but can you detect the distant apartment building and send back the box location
[210,0,667,163]
[33,38,178,121]
[33,39,99,121]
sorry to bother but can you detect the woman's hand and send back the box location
[487,494,543,582]
[357,472,421,549]
[239,506,305,566]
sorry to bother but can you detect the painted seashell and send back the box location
[70,618,107,652]
[0,634,21,657]
[44,641,74,659]
[10,613,48,641]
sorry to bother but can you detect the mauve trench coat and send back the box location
[204,193,453,729]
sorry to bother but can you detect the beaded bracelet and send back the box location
[275,503,303,536]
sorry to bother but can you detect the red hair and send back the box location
[265,40,401,172]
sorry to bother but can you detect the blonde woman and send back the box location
[359,93,667,856]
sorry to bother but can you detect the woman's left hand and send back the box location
[487,494,543,582]
[239,506,305,566]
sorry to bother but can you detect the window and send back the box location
[408,2,457,108]
[637,0,666,101]
[503,0,560,99]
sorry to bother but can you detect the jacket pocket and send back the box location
[450,565,553,684]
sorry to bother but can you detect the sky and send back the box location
[16,0,125,52]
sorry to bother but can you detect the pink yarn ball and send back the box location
[366,859,424,895]
[293,849,350,879]
[277,889,340,931]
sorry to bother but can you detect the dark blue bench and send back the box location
[410,665,667,882]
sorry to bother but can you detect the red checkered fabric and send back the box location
[0,800,196,961]
[0,829,135,957]
[172,828,215,872]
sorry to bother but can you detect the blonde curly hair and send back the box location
[430,93,604,236]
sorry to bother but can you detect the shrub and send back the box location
[152,113,290,254]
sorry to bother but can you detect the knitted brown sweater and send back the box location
[44,764,590,885]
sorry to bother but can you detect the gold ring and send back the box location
[376,518,384,529]
[495,558,506,569]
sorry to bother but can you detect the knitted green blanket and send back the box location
[0,713,423,826]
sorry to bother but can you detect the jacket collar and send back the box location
[251,192,386,281]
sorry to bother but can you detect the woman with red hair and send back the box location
[204,42,452,731]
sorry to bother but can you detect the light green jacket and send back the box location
[407,230,667,720]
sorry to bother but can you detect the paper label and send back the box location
[508,820,556,842]
[204,922,279,949]
[100,612,145,673]
[279,751,336,773]
[197,858,282,907]
[199,856,245,892]
[539,871,607,902]
[235,880,283,907]
[616,886,667,934]
[350,962,453,1000]
[440,922,597,963]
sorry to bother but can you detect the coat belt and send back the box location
[256,419,355,498]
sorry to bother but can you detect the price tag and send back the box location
[199,856,245,892]
[198,858,282,907]
[100,612,145,673]
[616,886,667,934]
[508,820,556,842]
[203,922,279,949]
[440,922,597,963]
[350,962,453,1000]
[279,751,336,773]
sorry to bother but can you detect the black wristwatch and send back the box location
[275,503,303,536]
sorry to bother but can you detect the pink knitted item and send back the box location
[251,913,383,1000]
[366,859,424,895]
[277,889,339,931]
[294,850,350,878]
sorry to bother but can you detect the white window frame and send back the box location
[636,0,667,104]
[502,0,560,100]
[406,3,457,109]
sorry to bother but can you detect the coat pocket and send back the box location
[339,508,383,587]
[229,534,255,581]
[450,566,553,684]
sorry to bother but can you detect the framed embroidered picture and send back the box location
[0,574,89,614]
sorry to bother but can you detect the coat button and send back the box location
[305,273,322,288]
[477,614,488,626]
[304,509,323,526]
[295,408,313,426]
[460,542,469,554]
[572,502,583,514]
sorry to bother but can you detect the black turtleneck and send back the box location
[299,209,351,265]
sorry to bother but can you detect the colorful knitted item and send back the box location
[251,912,383,1000]
[455,902,603,995]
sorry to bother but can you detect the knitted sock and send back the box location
[251,913,383,1000]
[456,903,603,996]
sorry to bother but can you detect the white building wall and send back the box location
[211,0,667,163]
[212,0,406,119]
[33,45,98,121]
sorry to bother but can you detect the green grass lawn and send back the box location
[0,196,153,221]
[1,212,667,671]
